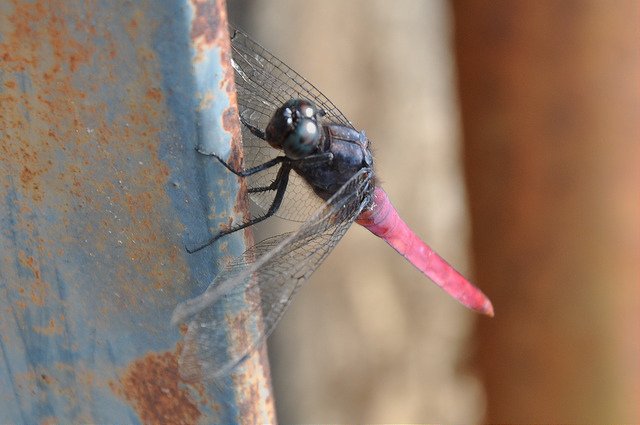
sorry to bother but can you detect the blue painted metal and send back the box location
[0,0,274,423]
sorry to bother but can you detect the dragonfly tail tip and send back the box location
[481,299,495,317]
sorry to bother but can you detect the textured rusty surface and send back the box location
[454,0,640,422]
[0,0,274,423]
[185,0,275,423]
[113,349,205,425]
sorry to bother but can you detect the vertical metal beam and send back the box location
[454,0,640,422]
[0,0,275,423]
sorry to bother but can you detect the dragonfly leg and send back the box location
[240,115,267,140]
[248,183,278,193]
[197,148,287,177]
[247,153,332,193]
[186,164,292,253]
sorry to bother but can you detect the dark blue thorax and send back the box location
[293,124,373,200]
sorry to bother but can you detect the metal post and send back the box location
[0,0,275,423]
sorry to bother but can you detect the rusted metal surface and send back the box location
[0,0,274,423]
[113,350,205,425]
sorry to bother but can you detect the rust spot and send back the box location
[113,350,203,425]
[17,251,49,308]
[190,0,224,47]
[146,87,163,102]
[221,106,240,141]
[129,17,139,32]
[33,318,63,336]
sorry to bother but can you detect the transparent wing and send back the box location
[230,25,356,223]
[172,168,373,380]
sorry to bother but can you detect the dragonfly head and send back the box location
[266,99,322,160]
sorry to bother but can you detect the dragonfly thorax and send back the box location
[265,99,323,160]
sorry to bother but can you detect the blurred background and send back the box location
[228,0,639,423]
[1,0,635,422]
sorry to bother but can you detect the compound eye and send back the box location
[283,118,319,160]
[300,103,315,118]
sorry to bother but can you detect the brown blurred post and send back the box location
[453,1,640,422]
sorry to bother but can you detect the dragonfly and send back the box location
[171,26,493,380]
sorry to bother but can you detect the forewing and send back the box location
[172,168,373,380]
[230,26,355,223]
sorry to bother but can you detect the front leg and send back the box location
[240,115,267,140]
[247,152,333,193]
[196,147,287,177]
